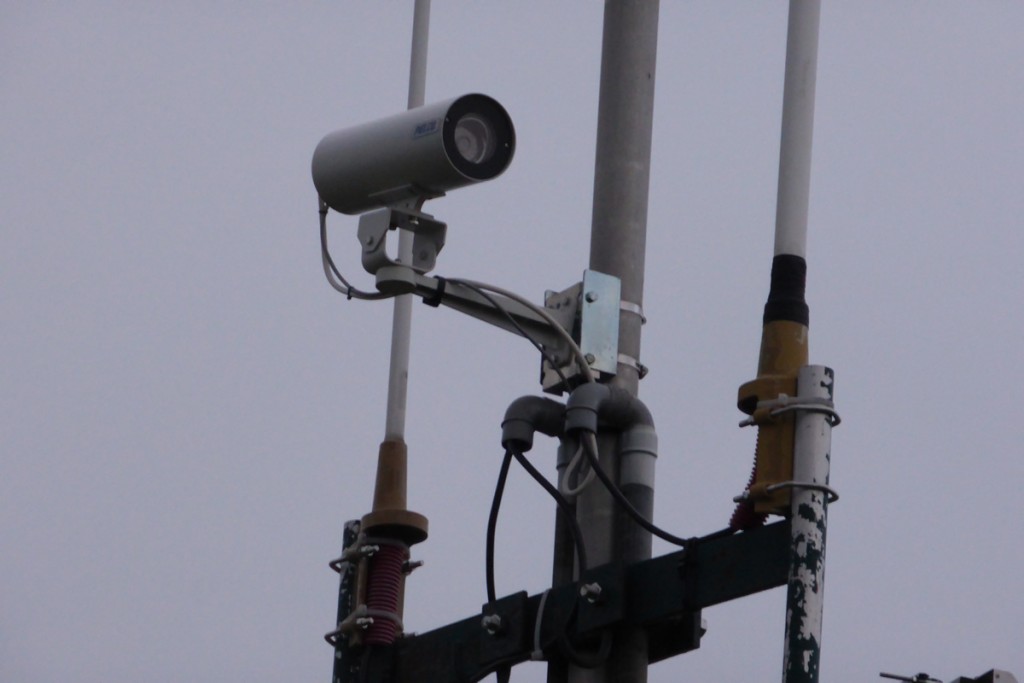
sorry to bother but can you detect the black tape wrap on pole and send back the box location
[763,254,809,326]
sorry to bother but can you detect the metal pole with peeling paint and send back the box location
[783,365,835,683]
[769,2,828,681]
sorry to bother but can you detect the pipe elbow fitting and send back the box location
[565,383,655,434]
[564,382,610,434]
[501,396,565,452]
[601,386,654,428]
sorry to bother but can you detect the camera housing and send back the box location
[312,94,515,215]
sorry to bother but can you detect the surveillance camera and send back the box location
[312,94,515,215]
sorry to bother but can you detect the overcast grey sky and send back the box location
[3,3,1023,682]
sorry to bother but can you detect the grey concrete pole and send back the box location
[571,2,660,683]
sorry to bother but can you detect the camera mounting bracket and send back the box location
[357,206,447,278]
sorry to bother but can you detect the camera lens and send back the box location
[453,114,496,164]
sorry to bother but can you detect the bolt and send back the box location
[579,582,603,604]
[365,235,375,246]
[585,291,598,303]
[355,617,374,630]
[584,353,596,365]
[360,544,380,557]
[481,614,503,635]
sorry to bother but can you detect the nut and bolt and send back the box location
[355,617,375,630]
[584,353,596,365]
[585,291,599,303]
[579,582,603,604]
[481,614,503,635]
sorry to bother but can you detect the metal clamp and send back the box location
[329,535,409,573]
[738,394,840,427]
[619,300,646,324]
[325,605,405,645]
[617,353,649,379]
[733,481,839,505]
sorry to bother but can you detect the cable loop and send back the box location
[559,443,596,499]
[318,199,394,301]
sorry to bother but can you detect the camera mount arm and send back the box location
[375,265,567,352]
[354,206,622,393]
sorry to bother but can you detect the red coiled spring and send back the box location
[363,543,408,645]
[729,460,768,531]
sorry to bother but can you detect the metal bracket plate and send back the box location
[541,270,621,394]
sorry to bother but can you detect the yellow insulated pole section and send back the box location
[736,0,819,519]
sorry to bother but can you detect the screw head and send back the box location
[585,291,598,303]
[584,353,596,365]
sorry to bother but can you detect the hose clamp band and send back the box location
[619,300,646,324]
[617,353,649,379]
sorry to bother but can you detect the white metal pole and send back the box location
[774,0,820,260]
[383,0,431,441]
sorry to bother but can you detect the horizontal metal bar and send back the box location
[393,521,790,682]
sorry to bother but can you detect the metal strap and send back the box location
[738,394,840,427]
[619,300,646,324]
[733,481,839,505]
[617,353,649,379]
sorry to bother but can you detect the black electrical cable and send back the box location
[485,449,514,605]
[486,447,589,606]
[448,280,571,390]
[509,448,588,576]
[579,434,692,547]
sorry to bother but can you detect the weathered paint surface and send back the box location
[782,366,834,683]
